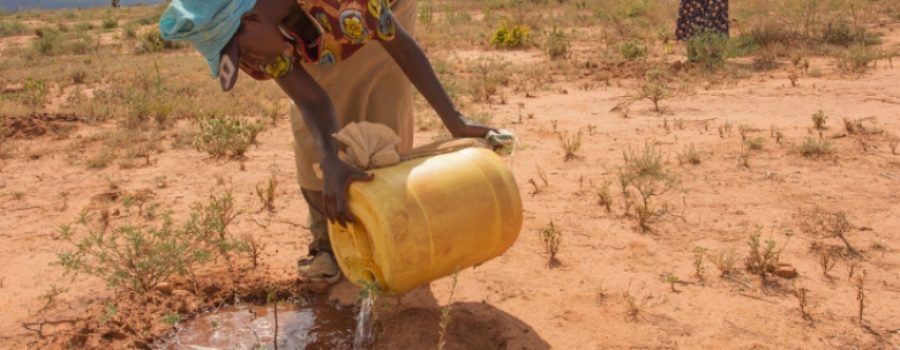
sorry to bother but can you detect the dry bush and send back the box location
[558,129,583,161]
[539,221,562,268]
[256,173,278,213]
[677,144,701,165]
[796,137,832,157]
[714,249,738,277]
[843,117,882,135]
[799,208,859,256]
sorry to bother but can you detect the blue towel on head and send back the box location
[159,0,257,78]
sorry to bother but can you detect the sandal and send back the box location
[298,251,342,285]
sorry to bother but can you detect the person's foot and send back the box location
[298,251,342,285]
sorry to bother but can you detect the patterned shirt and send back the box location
[240,0,397,80]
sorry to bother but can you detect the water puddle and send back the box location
[165,296,358,350]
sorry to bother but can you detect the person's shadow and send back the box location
[329,281,550,350]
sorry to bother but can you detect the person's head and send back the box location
[159,0,292,91]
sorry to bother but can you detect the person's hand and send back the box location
[449,119,497,139]
[320,156,373,226]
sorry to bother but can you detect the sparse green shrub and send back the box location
[619,142,677,233]
[69,31,97,55]
[744,230,782,283]
[0,20,28,37]
[71,68,88,84]
[545,26,570,60]
[32,28,62,55]
[638,66,673,113]
[20,79,48,112]
[490,21,530,48]
[797,137,832,157]
[839,44,879,73]
[102,19,118,29]
[821,21,879,47]
[686,31,729,70]
[136,28,184,54]
[745,137,765,151]
[57,194,243,292]
[194,116,264,158]
[619,39,647,61]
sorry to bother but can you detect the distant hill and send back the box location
[1,0,166,11]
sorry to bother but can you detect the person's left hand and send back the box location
[449,120,497,139]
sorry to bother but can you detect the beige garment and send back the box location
[289,0,416,191]
[334,121,401,170]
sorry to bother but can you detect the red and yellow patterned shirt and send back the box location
[240,0,397,80]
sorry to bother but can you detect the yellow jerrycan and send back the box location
[328,146,522,294]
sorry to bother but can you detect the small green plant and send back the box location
[619,39,648,61]
[102,19,118,29]
[595,181,613,212]
[677,144,701,165]
[194,116,264,159]
[621,289,647,322]
[693,246,707,279]
[161,312,184,326]
[437,270,460,350]
[797,137,833,157]
[539,221,562,268]
[558,129,582,161]
[21,79,47,112]
[545,26,570,60]
[135,28,183,54]
[812,110,828,130]
[686,31,729,70]
[100,303,119,324]
[664,274,680,292]
[744,229,784,284]
[489,21,530,48]
[745,137,765,151]
[714,249,737,277]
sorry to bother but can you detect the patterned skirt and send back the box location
[676,0,729,40]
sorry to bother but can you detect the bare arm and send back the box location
[275,65,372,225]
[379,18,495,138]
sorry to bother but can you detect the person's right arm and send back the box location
[274,64,372,226]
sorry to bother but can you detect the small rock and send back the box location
[774,264,799,279]
[155,282,173,295]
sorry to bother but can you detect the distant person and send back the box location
[676,0,729,40]
[159,0,495,285]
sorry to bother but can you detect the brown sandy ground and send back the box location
[2,1,900,349]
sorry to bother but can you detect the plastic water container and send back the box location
[328,147,522,294]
